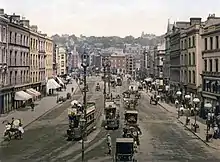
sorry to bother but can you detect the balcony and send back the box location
[202,71,220,77]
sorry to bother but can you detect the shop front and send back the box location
[0,86,14,114]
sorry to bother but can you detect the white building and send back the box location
[57,47,67,75]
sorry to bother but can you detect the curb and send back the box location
[177,118,219,150]
[23,86,79,129]
[144,92,219,150]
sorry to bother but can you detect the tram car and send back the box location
[104,101,120,130]
[123,110,141,146]
[66,102,96,141]
[114,138,137,162]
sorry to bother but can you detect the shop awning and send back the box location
[26,89,37,97]
[15,91,33,101]
[56,77,64,86]
[47,78,61,90]
[29,88,41,96]
[26,88,41,97]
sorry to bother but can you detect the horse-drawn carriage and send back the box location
[123,110,141,146]
[114,138,137,162]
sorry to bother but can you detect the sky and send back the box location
[1,0,220,37]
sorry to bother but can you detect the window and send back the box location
[20,52,22,66]
[184,54,187,65]
[181,40,183,49]
[61,54,64,59]
[61,61,64,67]
[15,71,17,84]
[193,71,195,84]
[192,36,195,47]
[184,39,187,49]
[15,51,17,66]
[189,37,191,48]
[188,53,191,65]
[210,37,213,50]
[216,36,219,49]
[204,60,207,71]
[209,59,213,72]
[31,38,33,49]
[10,71,12,85]
[205,38,208,50]
[215,59,219,72]
[20,34,22,45]
[9,31,12,43]
[15,33,17,44]
[192,52,195,65]
[21,71,23,83]
[189,70,191,83]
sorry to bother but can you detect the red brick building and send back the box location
[110,54,126,74]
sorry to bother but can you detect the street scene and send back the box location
[2,1,220,162]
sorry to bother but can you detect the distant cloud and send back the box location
[1,0,220,37]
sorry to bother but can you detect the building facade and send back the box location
[201,14,220,111]
[52,44,58,76]
[110,54,126,74]
[154,42,165,78]
[58,46,67,75]
[0,11,8,88]
[45,36,53,79]
[30,25,41,91]
[125,53,135,75]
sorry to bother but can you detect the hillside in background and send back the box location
[51,34,165,49]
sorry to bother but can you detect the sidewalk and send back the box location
[0,80,78,140]
[143,90,220,150]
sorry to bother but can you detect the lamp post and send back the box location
[193,97,200,132]
[204,103,212,142]
[176,91,182,118]
[107,60,111,94]
[102,60,107,109]
[185,94,191,125]
[79,118,86,162]
[81,50,89,162]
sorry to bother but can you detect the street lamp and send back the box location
[176,91,182,118]
[185,94,191,125]
[81,49,89,162]
[193,97,200,132]
[204,103,212,142]
[79,118,86,162]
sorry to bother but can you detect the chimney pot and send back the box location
[0,9,4,15]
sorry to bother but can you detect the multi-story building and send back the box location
[0,14,31,112]
[146,47,155,77]
[0,10,9,114]
[164,20,173,81]
[52,44,58,76]
[180,18,203,97]
[57,46,67,75]
[110,53,126,74]
[201,14,220,110]
[169,22,189,91]
[124,44,143,55]
[154,42,165,78]
[45,35,53,80]
[0,10,8,87]
[30,25,40,91]
[125,53,135,75]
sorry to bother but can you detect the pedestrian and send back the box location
[31,101,35,111]
[71,87,74,93]
[106,133,112,155]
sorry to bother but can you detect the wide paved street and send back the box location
[1,78,220,162]
[74,81,220,162]
[0,76,103,162]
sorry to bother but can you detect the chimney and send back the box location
[30,25,38,32]
[0,9,4,15]
[20,20,30,28]
[190,18,202,25]
[10,14,20,22]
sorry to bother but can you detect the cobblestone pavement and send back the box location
[0,76,103,162]
[77,83,220,162]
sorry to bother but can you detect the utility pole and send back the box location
[81,52,88,162]
[103,61,107,109]
[107,62,111,94]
